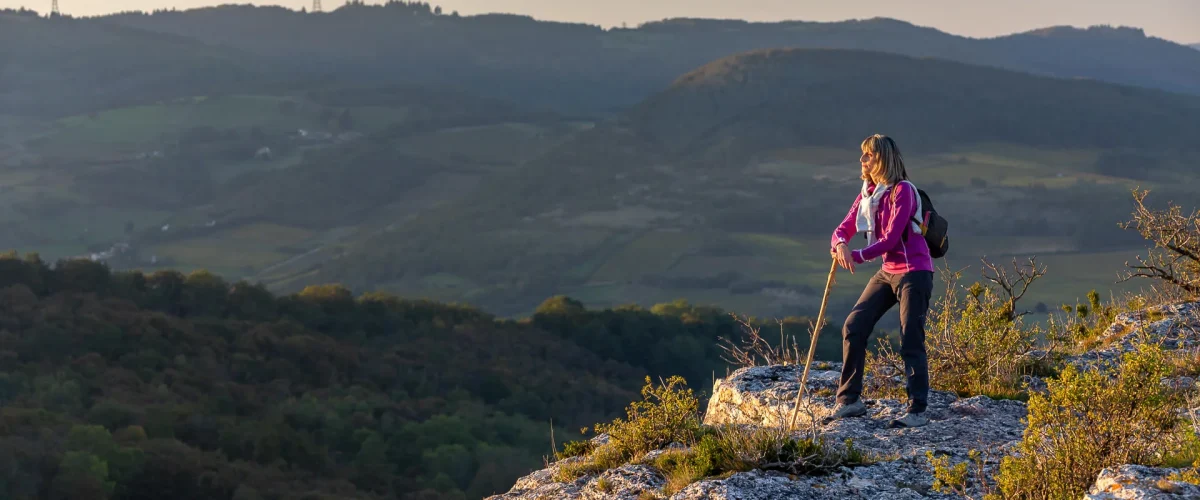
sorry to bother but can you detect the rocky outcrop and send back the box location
[485,300,1200,500]
[1084,465,1200,499]
[1065,301,1200,372]
[704,364,1026,462]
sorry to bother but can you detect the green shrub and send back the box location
[869,259,1054,401]
[925,449,991,497]
[653,426,865,495]
[557,376,865,494]
[554,376,701,481]
[1047,289,1127,351]
[995,343,1188,499]
[556,439,595,460]
[592,376,701,463]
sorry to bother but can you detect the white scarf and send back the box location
[856,180,921,246]
[857,181,890,246]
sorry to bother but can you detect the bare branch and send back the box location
[1118,189,1200,297]
[980,256,1047,321]
[718,314,803,368]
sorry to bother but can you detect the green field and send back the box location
[589,230,702,282]
[395,122,579,166]
[31,95,405,157]
[148,222,316,278]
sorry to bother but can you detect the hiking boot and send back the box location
[887,411,929,429]
[821,400,867,424]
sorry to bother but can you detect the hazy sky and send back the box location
[10,0,1198,44]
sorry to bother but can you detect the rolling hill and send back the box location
[630,48,1200,157]
[0,12,290,117]
[287,49,1200,317]
[93,6,1200,113]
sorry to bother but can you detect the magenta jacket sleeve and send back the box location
[831,193,862,250]
[852,182,916,264]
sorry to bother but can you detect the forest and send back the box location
[0,251,822,499]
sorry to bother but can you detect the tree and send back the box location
[1119,189,1200,296]
[49,452,113,500]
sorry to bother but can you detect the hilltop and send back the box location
[68,7,1200,114]
[631,48,1200,156]
[486,198,1200,498]
[487,298,1200,499]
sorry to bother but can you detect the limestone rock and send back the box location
[704,364,1026,462]
[485,455,589,499]
[581,465,665,500]
[487,301,1200,500]
[1066,301,1200,372]
[702,363,844,430]
[1085,465,1200,499]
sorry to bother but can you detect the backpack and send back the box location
[894,181,949,259]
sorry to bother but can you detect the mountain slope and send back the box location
[95,8,1200,112]
[0,13,283,117]
[307,48,1200,316]
[630,48,1200,157]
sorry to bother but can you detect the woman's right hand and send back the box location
[834,243,855,274]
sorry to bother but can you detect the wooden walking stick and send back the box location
[787,257,838,432]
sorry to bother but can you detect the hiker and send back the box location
[824,134,935,429]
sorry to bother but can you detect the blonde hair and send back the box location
[860,134,908,185]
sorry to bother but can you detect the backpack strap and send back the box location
[893,181,921,242]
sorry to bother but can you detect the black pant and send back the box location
[836,269,934,413]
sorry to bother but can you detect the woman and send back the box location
[823,134,934,429]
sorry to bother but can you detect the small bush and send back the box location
[556,439,595,460]
[1048,289,1126,351]
[556,376,866,493]
[555,376,700,481]
[995,343,1188,499]
[652,426,865,495]
[869,259,1054,401]
[1169,465,1200,486]
[926,450,970,496]
[595,376,701,462]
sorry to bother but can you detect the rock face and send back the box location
[485,300,1200,500]
[704,364,1027,462]
[1084,465,1200,499]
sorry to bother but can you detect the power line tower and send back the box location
[312,0,321,13]
[50,0,59,16]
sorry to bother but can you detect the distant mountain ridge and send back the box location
[631,48,1200,156]
[87,7,1200,114]
[0,13,298,116]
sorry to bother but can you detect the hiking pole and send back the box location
[787,257,838,433]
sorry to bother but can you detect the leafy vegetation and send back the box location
[0,250,820,499]
[555,376,865,496]
[994,344,1194,499]
[868,258,1058,401]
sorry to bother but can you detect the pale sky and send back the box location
[8,0,1198,45]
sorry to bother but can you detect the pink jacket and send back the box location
[831,181,934,274]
